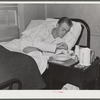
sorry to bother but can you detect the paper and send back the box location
[52,53,71,61]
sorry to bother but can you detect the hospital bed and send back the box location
[0,17,97,90]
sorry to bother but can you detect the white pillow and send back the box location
[46,18,81,35]
[68,21,82,49]
[25,20,45,31]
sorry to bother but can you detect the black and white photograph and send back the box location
[0,2,100,94]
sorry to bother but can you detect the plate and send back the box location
[52,54,71,61]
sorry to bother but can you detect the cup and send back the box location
[79,47,95,66]
[79,48,91,66]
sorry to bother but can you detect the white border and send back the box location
[0,1,100,99]
[0,1,100,4]
[0,90,100,99]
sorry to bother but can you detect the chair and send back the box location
[0,78,22,89]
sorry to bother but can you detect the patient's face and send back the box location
[56,22,71,38]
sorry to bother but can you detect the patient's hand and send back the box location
[55,49,68,55]
[56,42,68,50]
[23,46,38,53]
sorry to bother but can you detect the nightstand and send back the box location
[48,57,100,90]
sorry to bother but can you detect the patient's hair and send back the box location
[58,17,73,27]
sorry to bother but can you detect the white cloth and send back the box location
[0,19,82,74]
[27,51,48,74]
[61,83,79,90]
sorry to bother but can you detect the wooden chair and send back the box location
[0,78,22,90]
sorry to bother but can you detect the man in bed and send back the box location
[23,17,73,55]
[20,17,81,74]
[0,17,81,75]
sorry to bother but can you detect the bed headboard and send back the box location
[55,18,90,49]
[71,18,90,48]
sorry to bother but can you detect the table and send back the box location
[48,57,100,90]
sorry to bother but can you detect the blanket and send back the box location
[0,45,46,89]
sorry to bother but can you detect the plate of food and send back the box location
[52,53,72,61]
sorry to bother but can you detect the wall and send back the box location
[46,4,100,57]
[0,4,46,41]
[18,4,45,33]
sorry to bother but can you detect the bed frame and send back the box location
[71,18,90,48]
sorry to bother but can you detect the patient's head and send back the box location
[56,17,73,38]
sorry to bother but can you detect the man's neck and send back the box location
[51,28,58,39]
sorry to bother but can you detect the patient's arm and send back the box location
[33,41,68,54]
[23,46,39,53]
[33,41,57,53]
[24,42,68,54]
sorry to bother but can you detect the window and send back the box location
[0,4,19,42]
[0,4,18,27]
[0,10,17,27]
